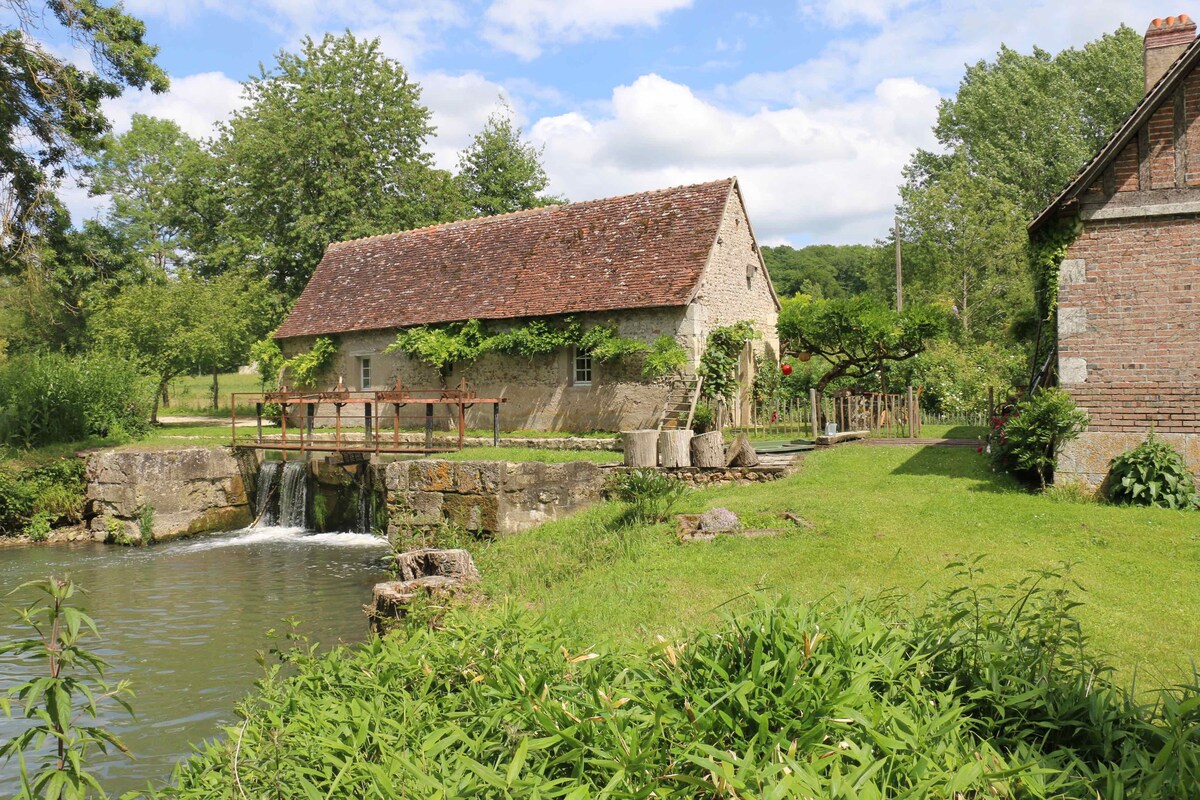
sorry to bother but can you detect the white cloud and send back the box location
[530,74,940,244]
[482,0,693,59]
[419,71,514,169]
[103,72,246,139]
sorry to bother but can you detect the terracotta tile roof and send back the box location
[275,178,736,339]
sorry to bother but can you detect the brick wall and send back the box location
[1057,215,1200,485]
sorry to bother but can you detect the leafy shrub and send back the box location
[137,504,156,545]
[1108,432,1198,510]
[991,387,1088,489]
[608,468,687,523]
[159,569,1200,799]
[283,336,338,389]
[0,459,86,536]
[698,322,758,403]
[23,511,53,542]
[641,336,688,379]
[690,402,714,433]
[0,351,152,448]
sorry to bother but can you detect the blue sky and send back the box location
[64,1,1165,244]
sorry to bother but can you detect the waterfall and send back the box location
[279,462,309,529]
[255,462,281,527]
[357,480,374,535]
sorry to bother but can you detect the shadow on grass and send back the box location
[935,425,988,439]
[891,446,1019,494]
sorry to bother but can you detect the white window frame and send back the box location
[359,356,372,390]
[572,350,593,387]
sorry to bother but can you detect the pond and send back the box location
[0,527,390,795]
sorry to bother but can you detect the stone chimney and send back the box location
[1146,15,1197,92]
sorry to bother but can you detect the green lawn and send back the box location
[164,371,265,416]
[474,443,1200,688]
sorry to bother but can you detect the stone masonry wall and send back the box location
[86,447,255,541]
[282,307,690,432]
[383,459,606,536]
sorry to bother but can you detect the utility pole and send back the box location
[894,215,904,312]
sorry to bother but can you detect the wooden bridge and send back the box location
[231,379,506,455]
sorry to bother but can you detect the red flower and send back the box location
[977,445,983,453]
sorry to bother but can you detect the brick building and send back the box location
[274,178,780,432]
[1030,15,1200,486]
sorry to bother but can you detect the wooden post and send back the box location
[335,404,342,449]
[492,402,500,447]
[306,403,315,436]
[906,386,915,437]
[254,402,262,444]
[691,431,724,468]
[364,402,373,449]
[424,403,434,451]
[658,429,693,468]
[280,403,288,447]
[622,430,658,467]
[457,400,466,450]
[895,215,904,312]
[809,388,819,440]
[393,404,400,448]
[988,386,996,425]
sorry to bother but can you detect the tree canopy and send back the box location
[456,109,561,217]
[194,32,459,296]
[777,296,945,395]
[1,1,168,265]
[761,244,876,299]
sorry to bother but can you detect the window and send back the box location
[573,351,593,386]
[360,357,372,390]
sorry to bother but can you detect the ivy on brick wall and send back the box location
[1030,216,1082,322]
[285,337,338,388]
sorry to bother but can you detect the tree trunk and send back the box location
[621,430,658,467]
[151,378,169,424]
[658,430,693,468]
[690,431,724,468]
[211,370,220,411]
[160,382,169,409]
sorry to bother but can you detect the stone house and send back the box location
[274,178,780,432]
[1030,14,1200,486]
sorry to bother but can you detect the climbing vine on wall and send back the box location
[1030,216,1082,322]
[698,322,759,402]
[386,317,671,379]
[284,337,338,388]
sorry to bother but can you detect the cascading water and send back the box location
[279,461,309,529]
[255,461,281,527]
[357,480,375,535]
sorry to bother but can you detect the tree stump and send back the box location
[658,429,693,468]
[691,431,725,468]
[622,430,659,467]
[725,433,759,467]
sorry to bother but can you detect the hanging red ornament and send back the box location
[781,363,793,376]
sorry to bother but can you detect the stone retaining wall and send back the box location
[85,447,256,542]
[384,459,607,536]
[619,465,789,486]
[1057,431,1200,491]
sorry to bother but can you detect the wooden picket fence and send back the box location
[736,388,923,440]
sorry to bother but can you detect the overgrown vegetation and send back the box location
[990,387,1089,489]
[0,459,87,537]
[387,317,666,382]
[697,321,758,403]
[1108,432,1199,510]
[1,578,134,799]
[0,352,152,449]
[149,564,1200,799]
[608,468,688,523]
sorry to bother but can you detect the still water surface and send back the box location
[0,528,390,795]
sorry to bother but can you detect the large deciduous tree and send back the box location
[89,271,279,421]
[87,114,201,273]
[1,1,168,264]
[199,32,458,296]
[777,295,944,396]
[456,108,560,217]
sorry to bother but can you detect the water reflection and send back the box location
[0,527,389,795]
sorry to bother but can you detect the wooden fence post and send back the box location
[811,386,820,438]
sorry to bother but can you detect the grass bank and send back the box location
[474,443,1200,687]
